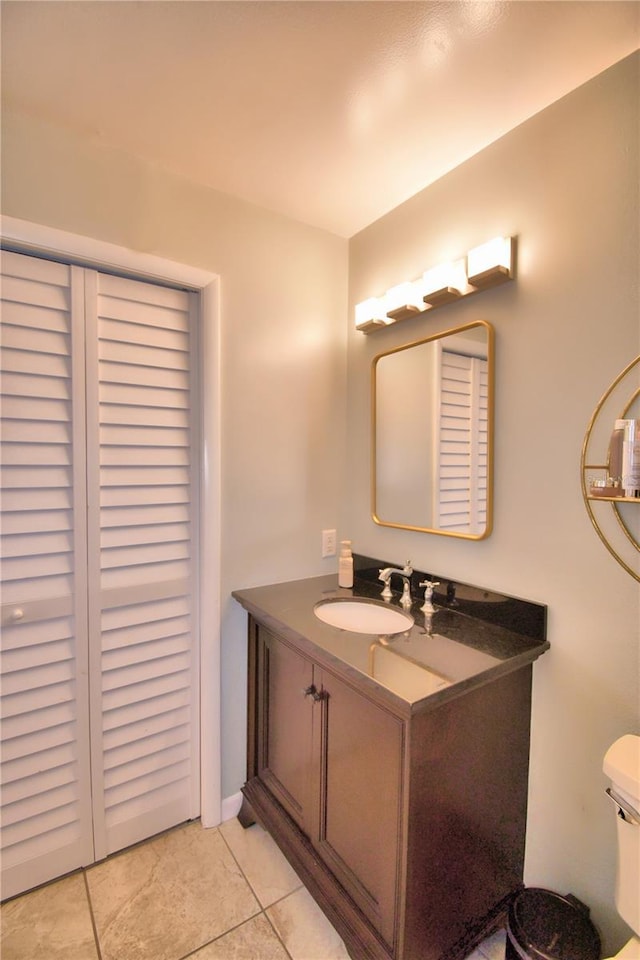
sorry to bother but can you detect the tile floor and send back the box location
[0,818,507,960]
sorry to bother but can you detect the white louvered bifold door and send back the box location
[0,251,94,899]
[435,350,488,535]
[1,253,200,898]
[85,273,199,861]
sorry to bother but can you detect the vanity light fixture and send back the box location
[422,259,467,307]
[385,281,425,322]
[355,296,390,332]
[467,236,513,289]
[354,235,515,333]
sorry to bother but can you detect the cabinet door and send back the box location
[314,668,404,950]
[257,628,314,836]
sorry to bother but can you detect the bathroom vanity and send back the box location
[232,561,548,960]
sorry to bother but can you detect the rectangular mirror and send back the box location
[372,320,494,538]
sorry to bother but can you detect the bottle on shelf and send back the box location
[622,419,640,498]
[608,419,625,491]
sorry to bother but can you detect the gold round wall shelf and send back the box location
[581,355,640,582]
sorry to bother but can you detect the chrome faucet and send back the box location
[378,561,413,607]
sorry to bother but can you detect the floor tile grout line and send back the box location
[173,906,296,960]
[166,820,297,960]
[81,820,266,960]
[263,907,296,960]
[218,819,305,908]
[217,821,298,960]
[217,822,267,911]
[82,868,104,960]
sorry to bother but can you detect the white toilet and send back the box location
[603,734,640,959]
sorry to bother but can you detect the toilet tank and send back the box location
[603,734,640,937]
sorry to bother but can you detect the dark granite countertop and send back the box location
[232,568,549,716]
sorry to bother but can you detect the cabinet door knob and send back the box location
[303,685,327,702]
[11,608,25,622]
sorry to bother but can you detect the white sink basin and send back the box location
[314,598,413,635]
[369,645,451,700]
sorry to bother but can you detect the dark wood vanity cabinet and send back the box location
[251,623,402,947]
[241,615,534,960]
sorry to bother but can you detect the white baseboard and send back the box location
[221,791,243,823]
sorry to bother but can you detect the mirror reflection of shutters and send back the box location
[436,350,488,535]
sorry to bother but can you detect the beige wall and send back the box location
[1,106,349,803]
[347,52,639,952]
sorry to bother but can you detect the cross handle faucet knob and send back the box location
[419,580,440,612]
[419,579,440,595]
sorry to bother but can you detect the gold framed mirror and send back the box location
[371,320,494,538]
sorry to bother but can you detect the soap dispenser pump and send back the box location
[338,540,354,588]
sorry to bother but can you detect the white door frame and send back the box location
[0,215,222,828]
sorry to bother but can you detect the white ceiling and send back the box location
[2,1,638,237]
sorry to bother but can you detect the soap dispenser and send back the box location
[338,540,354,588]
